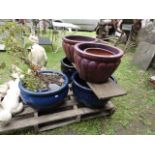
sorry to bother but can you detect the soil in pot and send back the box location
[19,70,69,111]
[23,72,65,92]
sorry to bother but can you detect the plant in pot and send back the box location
[0,21,69,111]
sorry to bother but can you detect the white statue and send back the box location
[28,34,48,69]
[0,79,23,127]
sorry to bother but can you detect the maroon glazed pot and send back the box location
[62,35,97,62]
[74,43,124,83]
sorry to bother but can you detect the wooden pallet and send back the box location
[0,91,115,134]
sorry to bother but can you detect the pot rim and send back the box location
[72,72,91,91]
[74,42,124,59]
[19,70,69,96]
[62,35,97,44]
[84,47,114,57]
[61,57,75,69]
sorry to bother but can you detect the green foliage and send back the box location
[1,30,155,135]
[0,21,30,67]
[22,73,47,91]
[0,62,6,69]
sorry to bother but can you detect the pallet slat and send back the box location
[0,90,115,134]
[0,106,109,133]
[39,119,77,132]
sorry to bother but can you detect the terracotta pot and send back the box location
[74,43,124,83]
[62,35,97,62]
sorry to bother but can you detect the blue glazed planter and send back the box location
[72,72,116,108]
[19,70,69,111]
[61,57,76,82]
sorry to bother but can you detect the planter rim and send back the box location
[74,42,124,59]
[62,35,97,44]
[72,72,91,92]
[19,70,69,96]
[61,57,75,69]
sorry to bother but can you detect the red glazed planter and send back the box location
[74,43,124,83]
[62,35,97,62]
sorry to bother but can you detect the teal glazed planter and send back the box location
[62,35,97,62]
[74,43,123,83]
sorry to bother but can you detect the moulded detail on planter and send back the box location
[62,35,97,62]
[74,42,123,83]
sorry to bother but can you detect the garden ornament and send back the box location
[28,34,48,69]
[0,79,23,126]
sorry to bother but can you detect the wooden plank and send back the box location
[82,111,110,121]
[39,110,112,132]
[133,41,155,70]
[40,103,114,132]
[37,108,100,124]
[39,119,77,132]
[87,78,127,99]
[16,106,34,117]
[73,63,126,99]
[0,106,101,133]
[34,112,39,132]
[61,97,77,108]
[0,98,115,133]
[17,98,75,117]
[0,117,38,133]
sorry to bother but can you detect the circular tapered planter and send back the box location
[19,70,69,111]
[60,57,76,82]
[72,72,117,108]
[74,42,123,83]
[62,35,97,62]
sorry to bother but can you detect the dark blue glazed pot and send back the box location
[72,72,116,108]
[60,57,76,82]
[19,70,69,111]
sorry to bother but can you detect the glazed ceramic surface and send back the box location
[61,57,76,82]
[72,72,115,108]
[74,43,123,83]
[19,70,69,111]
[62,35,97,62]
